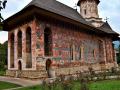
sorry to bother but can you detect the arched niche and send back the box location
[44,27,52,56]
[17,30,22,58]
[26,27,32,68]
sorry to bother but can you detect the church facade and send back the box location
[3,0,119,78]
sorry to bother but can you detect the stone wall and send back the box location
[6,63,116,79]
[6,70,47,79]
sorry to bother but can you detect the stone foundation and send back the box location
[6,70,47,79]
[6,63,117,79]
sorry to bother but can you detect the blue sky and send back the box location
[0,0,120,43]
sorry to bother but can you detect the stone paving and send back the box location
[0,76,42,87]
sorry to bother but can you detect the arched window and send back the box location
[26,27,32,68]
[17,30,22,58]
[93,49,96,61]
[75,45,81,60]
[84,9,87,15]
[70,44,73,61]
[79,46,82,60]
[98,40,104,61]
[44,27,52,56]
[10,33,14,68]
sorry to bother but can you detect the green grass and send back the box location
[14,80,120,90]
[17,85,41,90]
[89,80,120,90]
[0,81,21,90]
[17,81,81,90]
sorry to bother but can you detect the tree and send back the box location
[0,0,7,30]
[0,41,8,70]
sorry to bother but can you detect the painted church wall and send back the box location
[35,20,114,67]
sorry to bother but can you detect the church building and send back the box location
[3,0,119,78]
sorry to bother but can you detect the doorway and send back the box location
[46,59,52,78]
[18,61,22,70]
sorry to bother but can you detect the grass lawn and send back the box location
[17,81,81,90]
[0,81,21,90]
[16,80,120,90]
[89,80,120,90]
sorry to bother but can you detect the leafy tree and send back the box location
[0,41,8,70]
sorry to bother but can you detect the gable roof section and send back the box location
[25,0,90,26]
[98,22,118,34]
[3,0,119,37]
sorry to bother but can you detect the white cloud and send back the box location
[99,0,120,34]
[0,31,8,44]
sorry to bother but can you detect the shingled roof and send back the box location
[98,22,118,34]
[25,0,91,26]
[3,0,119,37]
[25,0,118,34]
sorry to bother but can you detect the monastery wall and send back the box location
[6,19,116,79]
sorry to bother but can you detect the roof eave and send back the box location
[3,5,113,36]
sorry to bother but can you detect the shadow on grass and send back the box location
[0,81,21,90]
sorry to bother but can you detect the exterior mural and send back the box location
[5,0,119,78]
[34,20,115,69]
[6,19,116,78]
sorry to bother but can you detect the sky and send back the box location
[0,0,120,44]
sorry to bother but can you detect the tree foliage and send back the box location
[0,41,8,70]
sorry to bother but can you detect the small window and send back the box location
[84,9,87,15]
[79,47,82,60]
[93,49,96,60]
[70,44,73,61]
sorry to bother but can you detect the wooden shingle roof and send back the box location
[98,21,118,34]
[25,0,91,26]
[3,0,119,39]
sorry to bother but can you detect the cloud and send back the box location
[0,0,32,43]
[0,31,8,44]
[1,0,32,19]
[98,0,120,33]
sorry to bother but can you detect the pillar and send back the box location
[8,32,11,70]
[22,29,26,69]
[31,20,37,70]
[14,30,18,69]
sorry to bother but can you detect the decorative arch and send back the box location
[26,27,32,68]
[10,33,14,68]
[17,30,22,58]
[44,27,52,56]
